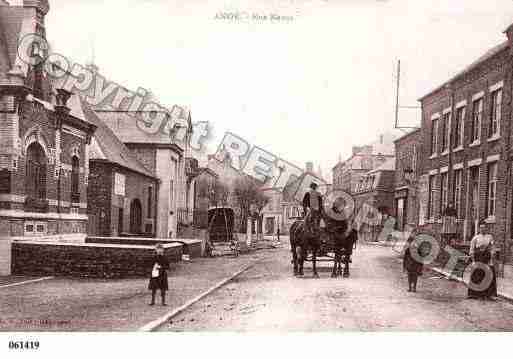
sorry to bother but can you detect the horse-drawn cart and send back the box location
[289,216,357,278]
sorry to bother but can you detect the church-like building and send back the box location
[0,0,96,274]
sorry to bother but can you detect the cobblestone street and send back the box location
[162,243,513,331]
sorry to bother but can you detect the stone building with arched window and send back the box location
[0,0,96,275]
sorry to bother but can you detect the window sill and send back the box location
[487,135,501,143]
[469,141,481,148]
[429,153,438,159]
[453,146,464,153]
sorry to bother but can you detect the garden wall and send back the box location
[85,237,202,258]
[11,241,183,278]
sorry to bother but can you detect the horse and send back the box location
[330,226,358,278]
[290,211,358,278]
[289,212,322,278]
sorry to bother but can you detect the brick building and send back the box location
[418,24,513,258]
[83,102,159,237]
[393,129,421,231]
[0,0,96,274]
[353,157,395,241]
[332,133,396,194]
[95,109,190,239]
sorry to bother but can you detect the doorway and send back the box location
[130,199,142,234]
[117,208,124,236]
[468,166,480,239]
[396,197,406,231]
[265,217,275,235]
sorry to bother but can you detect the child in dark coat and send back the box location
[403,235,423,292]
[148,244,170,306]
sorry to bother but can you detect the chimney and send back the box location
[505,23,513,55]
[305,161,313,173]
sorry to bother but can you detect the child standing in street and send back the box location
[403,235,423,292]
[148,244,170,306]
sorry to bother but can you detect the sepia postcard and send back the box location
[1,0,513,357]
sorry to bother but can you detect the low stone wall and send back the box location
[85,237,202,258]
[11,241,183,278]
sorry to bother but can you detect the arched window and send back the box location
[25,142,47,200]
[71,156,80,202]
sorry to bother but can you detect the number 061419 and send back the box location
[8,341,40,350]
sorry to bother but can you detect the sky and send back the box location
[30,0,513,181]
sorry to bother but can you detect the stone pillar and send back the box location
[246,218,252,247]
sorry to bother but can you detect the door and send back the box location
[266,217,275,235]
[469,167,480,238]
[130,199,143,234]
[118,208,124,236]
[396,197,406,231]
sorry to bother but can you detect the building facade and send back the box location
[393,129,421,231]
[84,103,159,237]
[418,25,513,261]
[353,158,395,241]
[333,136,395,194]
[96,109,187,239]
[0,0,96,274]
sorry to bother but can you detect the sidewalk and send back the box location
[372,238,513,303]
[0,251,265,331]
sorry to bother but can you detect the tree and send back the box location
[232,176,269,233]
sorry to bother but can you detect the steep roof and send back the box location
[419,41,509,101]
[81,98,156,179]
[93,110,185,150]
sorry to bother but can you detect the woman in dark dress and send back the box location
[468,223,497,300]
[148,244,170,306]
[403,235,423,292]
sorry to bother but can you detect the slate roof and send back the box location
[94,110,172,146]
[419,41,509,101]
[81,98,156,179]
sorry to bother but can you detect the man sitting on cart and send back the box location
[302,182,324,238]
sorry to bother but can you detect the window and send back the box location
[147,186,153,218]
[454,107,465,148]
[71,156,80,202]
[486,162,498,217]
[114,173,126,196]
[453,169,463,218]
[471,98,483,143]
[427,175,436,219]
[25,142,47,200]
[431,119,439,155]
[489,89,502,138]
[412,144,417,175]
[441,112,450,152]
[440,172,448,214]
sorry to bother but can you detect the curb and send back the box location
[138,262,257,332]
[430,267,513,304]
[0,276,54,289]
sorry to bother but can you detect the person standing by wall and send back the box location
[148,244,170,306]
[468,222,498,300]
